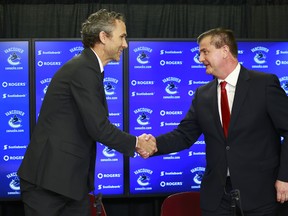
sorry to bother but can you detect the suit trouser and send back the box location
[201,177,278,216]
[20,178,90,216]
[278,202,288,216]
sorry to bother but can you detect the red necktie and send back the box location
[220,81,230,138]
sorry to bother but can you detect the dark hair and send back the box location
[197,28,238,58]
[81,9,125,48]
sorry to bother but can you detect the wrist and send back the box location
[135,136,139,148]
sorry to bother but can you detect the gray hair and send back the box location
[81,9,125,48]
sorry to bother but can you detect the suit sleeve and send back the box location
[70,63,136,157]
[155,89,203,154]
[266,74,288,181]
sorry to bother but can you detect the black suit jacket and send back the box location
[156,66,288,211]
[18,48,136,200]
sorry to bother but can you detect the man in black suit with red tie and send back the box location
[18,9,157,216]
[144,28,288,215]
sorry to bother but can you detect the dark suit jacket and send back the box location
[18,48,136,200]
[156,65,288,211]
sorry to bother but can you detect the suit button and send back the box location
[226,146,230,150]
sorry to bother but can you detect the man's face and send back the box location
[198,36,224,76]
[105,20,128,62]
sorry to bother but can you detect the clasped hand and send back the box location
[136,133,157,159]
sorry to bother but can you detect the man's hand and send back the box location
[275,180,288,203]
[136,133,157,159]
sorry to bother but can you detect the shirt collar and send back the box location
[90,48,104,73]
[218,63,240,87]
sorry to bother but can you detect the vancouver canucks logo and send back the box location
[102,146,116,157]
[134,107,152,126]
[5,110,25,129]
[193,52,201,64]
[9,176,20,190]
[134,168,153,187]
[8,115,22,128]
[4,47,24,66]
[133,46,152,65]
[43,85,48,94]
[190,47,201,64]
[137,52,149,64]
[163,77,181,95]
[193,172,204,184]
[282,81,288,92]
[165,82,178,94]
[137,174,150,186]
[104,82,116,95]
[8,53,21,66]
[254,51,266,64]
[69,46,83,56]
[104,77,118,96]
[74,51,82,56]
[251,46,269,65]
[190,46,206,69]
[40,78,51,95]
[191,167,205,185]
[137,112,149,125]
[7,172,21,191]
[279,76,288,95]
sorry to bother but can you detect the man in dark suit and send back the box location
[18,9,157,216]
[143,28,288,215]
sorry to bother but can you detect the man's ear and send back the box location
[222,45,229,59]
[99,31,107,44]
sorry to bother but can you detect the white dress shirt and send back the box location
[217,63,241,124]
[90,48,104,73]
[217,63,241,176]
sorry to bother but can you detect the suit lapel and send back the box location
[83,48,109,116]
[210,79,225,138]
[228,66,250,134]
[102,83,109,116]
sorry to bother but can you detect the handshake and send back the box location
[135,133,157,159]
